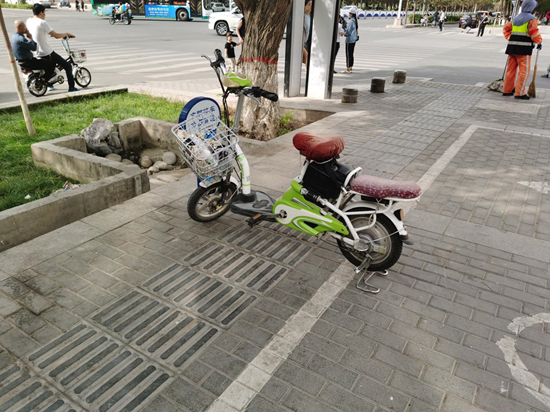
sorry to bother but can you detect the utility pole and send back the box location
[0,5,36,135]
[394,0,403,25]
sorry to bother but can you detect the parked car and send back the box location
[459,14,477,28]
[208,6,242,36]
[25,0,52,7]
[210,2,225,12]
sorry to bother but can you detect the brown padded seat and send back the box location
[351,175,422,199]
[293,132,345,162]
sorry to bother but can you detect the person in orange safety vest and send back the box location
[503,0,543,100]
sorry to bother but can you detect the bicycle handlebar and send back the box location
[243,87,279,102]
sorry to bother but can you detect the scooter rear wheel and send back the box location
[337,211,403,271]
[28,77,47,97]
[75,67,92,88]
[188,181,237,222]
[109,17,115,24]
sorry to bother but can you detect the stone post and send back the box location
[371,78,386,93]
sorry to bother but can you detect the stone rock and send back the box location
[163,151,177,165]
[121,159,134,165]
[107,131,123,150]
[81,118,113,149]
[156,174,178,183]
[95,142,113,156]
[140,147,164,162]
[148,166,159,175]
[106,154,122,162]
[153,161,172,171]
[140,156,153,168]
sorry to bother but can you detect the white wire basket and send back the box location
[70,50,87,63]
[172,117,239,179]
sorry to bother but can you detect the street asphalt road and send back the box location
[1,7,549,104]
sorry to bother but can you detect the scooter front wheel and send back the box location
[75,67,92,87]
[109,17,115,24]
[337,211,403,271]
[187,181,237,222]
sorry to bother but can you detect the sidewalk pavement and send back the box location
[1,73,550,412]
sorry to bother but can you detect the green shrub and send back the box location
[277,110,294,136]
[0,3,33,8]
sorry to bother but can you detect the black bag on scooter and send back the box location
[302,159,352,200]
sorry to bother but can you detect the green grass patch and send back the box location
[0,92,183,212]
[0,3,34,8]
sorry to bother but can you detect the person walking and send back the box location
[10,20,55,85]
[438,10,446,31]
[503,0,543,100]
[26,4,79,92]
[332,16,345,73]
[302,0,312,65]
[433,10,439,28]
[477,12,489,36]
[342,7,358,74]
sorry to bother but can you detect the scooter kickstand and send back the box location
[355,256,388,294]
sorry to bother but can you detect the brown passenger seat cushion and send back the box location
[351,175,422,199]
[293,132,345,162]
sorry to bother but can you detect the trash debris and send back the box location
[54,181,83,194]
[24,195,31,200]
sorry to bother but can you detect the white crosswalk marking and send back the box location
[123,58,205,74]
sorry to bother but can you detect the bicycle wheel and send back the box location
[75,67,92,88]
[187,181,237,222]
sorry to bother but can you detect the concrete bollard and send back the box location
[393,70,407,84]
[370,78,386,93]
[342,88,358,103]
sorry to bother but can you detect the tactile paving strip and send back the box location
[91,292,218,368]
[179,245,288,294]
[0,364,77,412]
[216,226,314,267]
[26,324,172,412]
[140,269,256,327]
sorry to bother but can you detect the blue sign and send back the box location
[179,97,221,133]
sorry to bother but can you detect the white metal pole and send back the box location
[394,0,403,25]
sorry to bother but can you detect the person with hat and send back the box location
[502,0,542,100]
[342,7,358,74]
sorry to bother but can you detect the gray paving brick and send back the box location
[413,280,455,300]
[301,332,347,362]
[240,309,267,325]
[24,275,60,296]
[200,347,246,379]
[164,378,214,412]
[321,308,363,333]
[141,395,177,412]
[0,294,21,317]
[255,299,295,321]
[31,325,62,344]
[417,318,463,343]
[181,361,211,383]
[360,323,407,352]
[0,328,38,357]
[391,320,435,348]
[428,296,472,318]
[283,389,337,412]
[288,345,315,368]
[275,362,326,396]
[231,321,273,347]
[59,258,94,276]
[376,302,420,326]
[352,376,410,412]
[18,292,53,315]
[404,342,454,372]
[442,395,488,412]
[87,254,123,274]
[72,301,99,317]
[111,267,148,285]
[390,371,444,407]
[502,286,546,308]
[54,272,91,292]
[422,366,476,401]
[476,388,535,412]
[509,381,550,411]
[445,314,492,339]
[0,278,31,298]
[307,353,358,389]
[310,319,334,338]
[83,269,119,289]
[340,350,393,384]
[259,376,290,402]
[49,288,85,309]
[246,395,288,412]
[0,320,11,336]
[329,298,353,314]
[348,305,392,329]
[201,371,231,396]
[435,338,485,368]
[41,307,79,331]
[8,309,46,334]
[233,341,261,362]
[79,284,117,306]
[374,345,423,377]
[319,383,376,412]
[402,299,446,322]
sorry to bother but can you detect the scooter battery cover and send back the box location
[302,159,352,200]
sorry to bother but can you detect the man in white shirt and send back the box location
[26,4,79,92]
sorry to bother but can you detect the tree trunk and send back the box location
[235,0,292,141]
